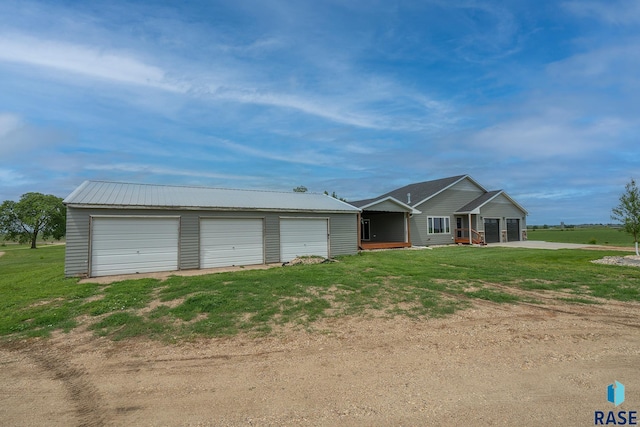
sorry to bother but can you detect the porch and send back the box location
[360,241,412,250]
[454,228,485,245]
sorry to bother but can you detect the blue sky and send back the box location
[1,0,638,225]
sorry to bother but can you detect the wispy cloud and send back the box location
[84,163,259,182]
[563,0,640,25]
[0,33,185,92]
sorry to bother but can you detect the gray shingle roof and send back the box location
[351,175,471,207]
[64,181,360,213]
[455,190,502,213]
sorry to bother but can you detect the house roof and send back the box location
[455,190,528,215]
[455,190,502,214]
[64,181,361,213]
[351,175,485,208]
[349,196,421,214]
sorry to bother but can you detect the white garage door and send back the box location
[91,217,179,277]
[200,218,264,268]
[280,218,328,262]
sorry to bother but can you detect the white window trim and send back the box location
[427,216,451,234]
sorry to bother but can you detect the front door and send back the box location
[456,217,463,239]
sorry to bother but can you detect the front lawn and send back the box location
[1,244,639,341]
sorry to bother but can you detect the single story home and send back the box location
[349,175,528,249]
[63,181,360,277]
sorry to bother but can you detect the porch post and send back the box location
[406,212,411,245]
[357,212,362,250]
[468,213,472,244]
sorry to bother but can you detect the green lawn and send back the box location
[1,244,639,342]
[527,226,633,246]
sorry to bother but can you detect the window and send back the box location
[428,216,450,234]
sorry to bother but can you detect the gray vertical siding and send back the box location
[64,207,91,277]
[65,207,358,277]
[328,213,359,256]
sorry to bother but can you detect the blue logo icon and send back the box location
[608,381,625,407]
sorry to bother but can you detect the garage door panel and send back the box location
[280,218,328,262]
[200,218,264,268]
[506,219,520,242]
[91,217,179,277]
[484,219,500,244]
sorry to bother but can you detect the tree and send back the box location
[611,178,640,256]
[293,186,308,193]
[0,192,66,249]
[324,190,347,202]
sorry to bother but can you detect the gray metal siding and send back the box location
[328,213,359,257]
[64,207,91,277]
[180,213,199,270]
[264,215,280,263]
[65,207,358,277]
[411,184,485,246]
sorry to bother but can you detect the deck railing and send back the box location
[454,228,484,245]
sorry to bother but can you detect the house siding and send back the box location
[411,180,485,246]
[366,199,408,212]
[65,207,357,277]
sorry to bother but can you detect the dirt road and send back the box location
[1,293,639,426]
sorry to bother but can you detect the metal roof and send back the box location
[64,181,361,213]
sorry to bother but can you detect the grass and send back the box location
[527,226,632,246]
[1,243,639,341]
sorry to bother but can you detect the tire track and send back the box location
[3,341,106,427]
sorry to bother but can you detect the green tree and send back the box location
[611,178,640,256]
[0,192,66,249]
[293,186,308,193]
[324,190,347,202]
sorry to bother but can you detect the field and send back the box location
[527,225,632,246]
[1,244,640,425]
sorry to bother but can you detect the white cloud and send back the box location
[0,33,186,92]
[84,163,260,181]
[0,167,29,188]
[0,113,66,158]
[563,1,640,25]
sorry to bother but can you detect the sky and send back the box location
[0,0,639,225]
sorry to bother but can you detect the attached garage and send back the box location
[200,218,264,268]
[484,218,501,243]
[90,216,179,277]
[280,218,328,262]
[64,181,360,278]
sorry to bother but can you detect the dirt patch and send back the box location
[0,251,4,257]
[2,297,639,426]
